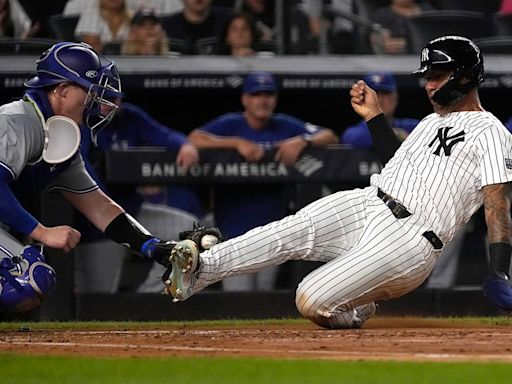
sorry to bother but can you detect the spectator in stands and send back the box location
[301,0,355,54]
[75,0,132,53]
[342,71,418,147]
[0,0,40,39]
[372,0,435,54]
[126,0,182,14]
[120,8,169,55]
[234,0,274,41]
[76,97,201,293]
[160,0,232,55]
[217,11,259,56]
[188,71,338,291]
[64,0,182,15]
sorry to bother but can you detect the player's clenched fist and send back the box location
[350,80,383,122]
[30,224,81,252]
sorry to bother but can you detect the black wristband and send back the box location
[366,113,402,166]
[104,212,154,254]
[489,242,511,278]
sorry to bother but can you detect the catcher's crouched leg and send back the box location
[0,245,56,312]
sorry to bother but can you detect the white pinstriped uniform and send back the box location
[189,110,512,328]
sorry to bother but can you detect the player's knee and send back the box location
[295,287,341,329]
[0,245,56,312]
[295,285,370,330]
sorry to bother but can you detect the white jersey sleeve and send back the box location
[476,113,512,187]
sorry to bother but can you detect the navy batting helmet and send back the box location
[413,36,484,106]
[25,41,122,139]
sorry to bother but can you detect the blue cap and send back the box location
[362,71,397,92]
[243,71,277,94]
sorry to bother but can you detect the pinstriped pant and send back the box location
[193,185,441,327]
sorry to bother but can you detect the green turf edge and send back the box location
[1,354,511,384]
[0,316,511,331]
[0,317,308,330]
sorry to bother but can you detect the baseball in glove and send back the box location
[178,222,224,252]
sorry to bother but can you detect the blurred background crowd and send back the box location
[2,0,512,56]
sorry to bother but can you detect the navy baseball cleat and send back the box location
[163,240,199,302]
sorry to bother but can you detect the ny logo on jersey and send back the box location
[428,127,465,156]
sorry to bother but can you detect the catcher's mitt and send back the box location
[178,222,223,252]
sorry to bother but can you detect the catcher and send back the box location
[0,42,175,312]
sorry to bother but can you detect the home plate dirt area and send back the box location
[1,318,512,362]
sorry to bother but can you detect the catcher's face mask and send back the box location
[42,115,81,164]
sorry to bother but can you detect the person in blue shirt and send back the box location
[342,71,419,148]
[188,71,338,291]
[76,98,202,293]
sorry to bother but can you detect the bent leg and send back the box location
[296,199,438,329]
[0,229,56,312]
[192,189,369,294]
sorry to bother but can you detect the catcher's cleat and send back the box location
[163,239,199,303]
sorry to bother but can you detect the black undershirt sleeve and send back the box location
[366,113,402,165]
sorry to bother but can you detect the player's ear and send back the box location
[51,83,70,98]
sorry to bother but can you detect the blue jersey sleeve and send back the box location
[505,117,512,133]
[79,126,109,192]
[341,121,374,148]
[124,103,187,150]
[199,113,241,136]
[0,168,38,235]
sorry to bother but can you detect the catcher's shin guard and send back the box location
[163,240,199,302]
[0,245,56,312]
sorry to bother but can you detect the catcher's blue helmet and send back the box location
[25,41,123,139]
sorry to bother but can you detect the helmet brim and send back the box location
[24,75,65,88]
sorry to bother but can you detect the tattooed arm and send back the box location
[484,183,512,244]
[484,183,512,274]
[482,182,512,311]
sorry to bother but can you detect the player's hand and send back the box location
[236,139,265,162]
[29,224,81,253]
[350,80,383,121]
[176,143,199,170]
[274,136,306,165]
[482,272,512,311]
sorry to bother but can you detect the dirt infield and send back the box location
[1,317,512,362]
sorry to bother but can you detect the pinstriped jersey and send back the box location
[371,111,512,243]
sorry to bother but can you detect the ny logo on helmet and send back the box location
[421,48,429,62]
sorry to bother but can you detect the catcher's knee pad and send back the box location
[0,245,56,312]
